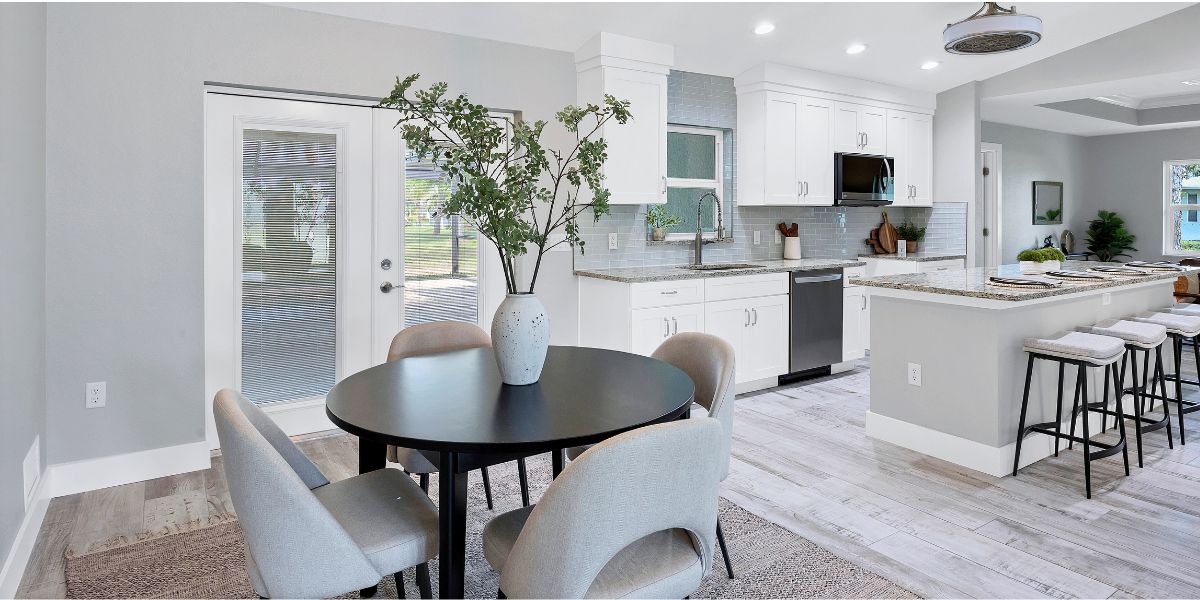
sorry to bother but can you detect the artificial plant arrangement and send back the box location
[894,221,927,254]
[379,74,631,295]
[646,205,682,241]
[1085,210,1137,262]
[1017,247,1066,274]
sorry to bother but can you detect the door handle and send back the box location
[752,308,758,326]
[862,295,867,310]
[380,282,400,293]
[672,317,678,335]
[661,176,667,195]
[798,180,803,197]
[804,181,809,196]
[663,317,670,338]
[865,132,869,148]
[794,274,843,283]
[744,309,750,327]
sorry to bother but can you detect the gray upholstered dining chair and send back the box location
[483,418,724,599]
[214,389,438,599]
[386,321,531,508]
[566,331,737,578]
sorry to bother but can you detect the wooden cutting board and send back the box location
[878,211,898,254]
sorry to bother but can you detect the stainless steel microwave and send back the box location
[834,153,894,206]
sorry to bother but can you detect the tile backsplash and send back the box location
[573,69,968,270]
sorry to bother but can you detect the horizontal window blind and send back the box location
[404,153,479,327]
[241,129,338,404]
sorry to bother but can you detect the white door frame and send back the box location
[204,93,380,447]
[980,142,1003,267]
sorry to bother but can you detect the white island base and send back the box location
[858,269,1180,478]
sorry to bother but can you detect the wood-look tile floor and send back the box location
[16,360,1200,599]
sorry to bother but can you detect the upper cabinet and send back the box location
[735,63,936,207]
[576,33,672,205]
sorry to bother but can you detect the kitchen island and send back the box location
[851,262,1190,477]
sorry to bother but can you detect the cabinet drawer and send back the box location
[630,279,704,309]
[705,272,788,302]
[916,259,964,274]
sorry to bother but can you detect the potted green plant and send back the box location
[1085,210,1137,262]
[1017,247,1066,274]
[894,221,927,254]
[379,74,631,384]
[645,205,681,241]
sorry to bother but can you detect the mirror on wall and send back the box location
[1033,181,1063,225]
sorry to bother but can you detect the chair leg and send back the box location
[1175,337,1187,445]
[1101,361,1111,433]
[1157,345,1175,449]
[360,585,378,598]
[1068,364,1081,451]
[1013,354,1035,476]
[418,473,429,494]
[416,563,432,599]
[1078,365,1093,499]
[1054,362,1065,455]
[497,590,506,599]
[1129,351,1145,468]
[716,516,735,579]
[394,571,406,599]
[517,458,531,507]
[481,467,494,510]
[1114,363,1131,476]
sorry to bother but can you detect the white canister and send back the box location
[783,237,801,260]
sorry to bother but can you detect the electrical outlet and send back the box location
[774,230,782,245]
[608,233,618,250]
[907,363,922,387]
[86,381,106,408]
[753,230,761,245]
[1102,292,1112,306]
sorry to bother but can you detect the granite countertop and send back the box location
[575,258,865,283]
[858,252,967,262]
[851,261,1193,302]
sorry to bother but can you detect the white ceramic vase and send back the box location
[491,293,550,385]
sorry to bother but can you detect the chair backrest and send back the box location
[652,332,736,480]
[387,321,491,362]
[500,418,723,599]
[213,390,379,598]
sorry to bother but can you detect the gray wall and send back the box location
[933,82,981,265]
[0,3,47,566]
[981,122,1088,261]
[44,3,578,463]
[1081,126,1200,262]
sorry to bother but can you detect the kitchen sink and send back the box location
[677,263,762,271]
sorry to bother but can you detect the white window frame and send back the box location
[663,125,724,241]
[1163,159,1200,257]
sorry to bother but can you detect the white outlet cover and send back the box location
[1102,292,1112,306]
[86,381,106,408]
[774,230,782,245]
[753,230,761,245]
[22,435,40,509]
[608,233,618,250]
[907,363,922,386]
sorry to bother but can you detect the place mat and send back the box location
[987,276,1062,289]
[1127,261,1185,271]
[1089,266,1152,277]
[1043,270,1109,282]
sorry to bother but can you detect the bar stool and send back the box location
[1134,310,1200,444]
[1014,331,1129,498]
[1078,319,1172,466]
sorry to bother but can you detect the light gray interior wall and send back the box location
[981,122,1088,260]
[44,3,577,463]
[933,82,981,265]
[0,2,47,565]
[1081,126,1200,262]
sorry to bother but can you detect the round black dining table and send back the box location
[325,345,695,599]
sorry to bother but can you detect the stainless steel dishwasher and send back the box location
[789,269,844,374]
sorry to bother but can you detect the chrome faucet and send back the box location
[693,191,725,266]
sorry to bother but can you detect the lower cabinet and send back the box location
[630,303,704,356]
[704,294,790,384]
[843,286,867,361]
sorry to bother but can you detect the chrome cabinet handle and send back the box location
[744,309,750,327]
[861,295,867,310]
[661,176,667,195]
[660,290,678,295]
[803,181,809,196]
[663,317,670,338]
[865,132,869,148]
[752,308,758,325]
[671,317,678,335]
[798,180,803,197]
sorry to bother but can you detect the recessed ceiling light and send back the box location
[921,61,940,70]
[754,22,775,35]
[1182,80,1200,86]
[846,43,868,55]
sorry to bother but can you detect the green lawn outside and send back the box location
[404,221,478,280]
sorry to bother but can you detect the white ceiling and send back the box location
[278,2,1187,94]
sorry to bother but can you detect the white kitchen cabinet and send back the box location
[704,294,789,384]
[886,110,933,207]
[834,102,887,155]
[740,92,834,207]
[843,286,867,361]
[798,97,836,205]
[762,92,801,205]
[631,303,704,356]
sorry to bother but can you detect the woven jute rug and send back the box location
[65,457,917,599]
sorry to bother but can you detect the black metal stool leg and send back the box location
[1114,363,1130,475]
[716,516,735,579]
[1143,349,1152,413]
[416,563,432,599]
[1013,354,1036,477]
[1078,365,1093,499]
[419,473,429,493]
[517,458,530,507]
[481,467,494,510]
[1069,366,1082,450]
[1101,360,1111,433]
[1055,362,1066,456]
[395,571,406,599]
[1129,350,1145,468]
[1175,336,1187,445]
[1157,345,1175,449]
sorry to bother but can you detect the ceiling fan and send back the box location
[944,2,1043,55]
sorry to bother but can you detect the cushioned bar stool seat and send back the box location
[1014,331,1130,498]
[1078,319,1172,466]
[1139,310,1200,444]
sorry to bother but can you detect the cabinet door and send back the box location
[833,103,863,154]
[842,287,865,361]
[668,302,705,339]
[909,113,933,206]
[742,295,790,382]
[859,106,887,155]
[704,298,748,374]
[631,306,673,356]
[886,111,910,206]
[798,97,835,205]
[602,68,667,205]
[763,93,802,205]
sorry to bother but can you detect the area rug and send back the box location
[65,457,917,599]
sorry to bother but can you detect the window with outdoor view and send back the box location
[1164,160,1200,255]
[661,126,724,239]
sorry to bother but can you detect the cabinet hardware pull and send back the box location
[744,309,750,327]
[660,290,678,295]
[661,176,667,195]
[798,180,803,197]
[663,317,670,338]
[803,181,809,196]
[865,132,869,148]
[861,295,867,310]
[752,308,758,325]
[672,317,678,335]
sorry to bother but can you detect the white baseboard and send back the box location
[0,474,49,599]
[736,377,781,395]
[261,397,335,438]
[46,441,212,499]
[865,408,1111,478]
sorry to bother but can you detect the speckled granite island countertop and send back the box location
[851,261,1194,303]
[574,258,865,283]
[858,252,967,262]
